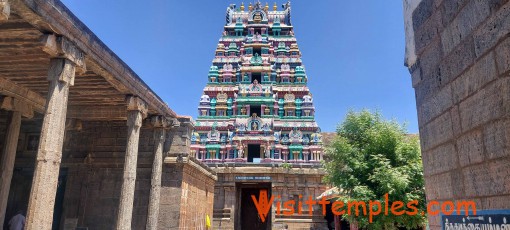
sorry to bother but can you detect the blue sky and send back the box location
[60,0,417,133]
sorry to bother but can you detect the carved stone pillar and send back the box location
[224,186,234,210]
[26,35,84,230]
[0,112,19,226]
[0,96,31,226]
[146,115,169,230]
[115,96,147,230]
[0,0,9,21]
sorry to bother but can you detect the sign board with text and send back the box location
[235,176,271,181]
[442,210,510,230]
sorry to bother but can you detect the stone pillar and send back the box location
[0,97,33,226]
[0,110,20,226]
[26,35,84,230]
[0,0,9,21]
[334,215,341,230]
[116,96,147,230]
[26,59,75,229]
[224,187,235,211]
[146,115,169,230]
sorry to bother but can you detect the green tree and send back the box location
[324,110,426,229]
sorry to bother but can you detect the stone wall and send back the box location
[160,156,216,229]
[158,117,217,229]
[58,120,155,229]
[404,0,510,228]
[62,167,152,229]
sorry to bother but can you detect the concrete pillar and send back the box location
[25,58,76,230]
[115,96,147,230]
[146,116,168,230]
[0,110,21,226]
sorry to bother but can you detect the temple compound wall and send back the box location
[404,0,510,229]
[0,0,216,229]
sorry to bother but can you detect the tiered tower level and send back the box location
[192,1,323,165]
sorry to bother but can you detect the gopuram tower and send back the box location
[191,1,328,229]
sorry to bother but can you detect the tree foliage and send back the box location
[324,110,426,229]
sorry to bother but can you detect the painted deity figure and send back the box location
[303,93,313,103]
[292,130,300,138]
[228,131,235,144]
[265,144,271,158]
[237,123,247,132]
[191,131,200,143]
[253,12,262,23]
[312,131,322,143]
[254,32,262,41]
[282,135,289,143]
[263,73,269,82]
[250,53,263,66]
[200,93,210,103]
[252,121,258,130]
[208,125,220,142]
[262,123,269,131]
[200,134,207,144]
[238,142,245,158]
[302,135,310,145]
[274,131,281,143]
[249,79,263,92]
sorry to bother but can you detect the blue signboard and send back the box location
[442,210,510,230]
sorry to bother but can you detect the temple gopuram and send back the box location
[192,1,329,229]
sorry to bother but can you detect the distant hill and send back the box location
[321,132,419,146]
[321,132,337,146]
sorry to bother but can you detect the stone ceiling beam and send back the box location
[0,77,45,113]
[41,34,86,74]
[67,105,128,120]
[0,96,33,118]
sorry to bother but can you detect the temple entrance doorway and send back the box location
[235,183,271,230]
[247,144,261,163]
